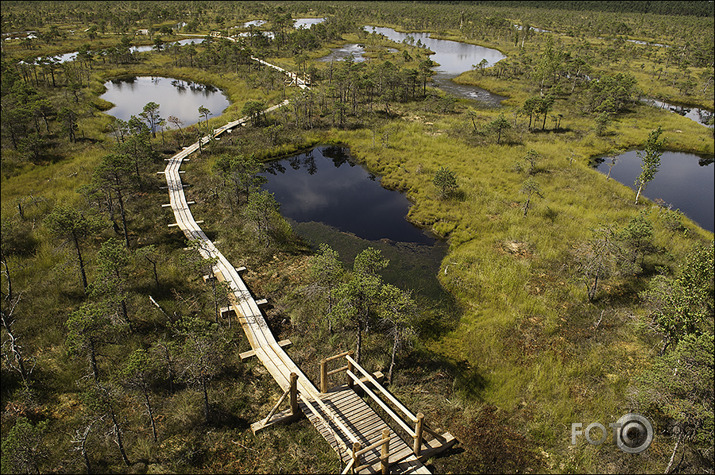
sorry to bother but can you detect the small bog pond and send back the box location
[318,44,367,63]
[364,25,506,105]
[294,18,326,29]
[593,151,714,232]
[261,145,450,302]
[99,76,229,127]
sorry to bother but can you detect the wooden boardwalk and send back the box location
[161,53,452,474]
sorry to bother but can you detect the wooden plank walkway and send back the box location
[306,387,428,474]
[161,53,438,474]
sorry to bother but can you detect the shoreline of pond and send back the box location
[591,150,714,233]
[98,75,230,127]
[259,144,452,304]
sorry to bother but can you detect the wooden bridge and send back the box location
[161,52,455,474]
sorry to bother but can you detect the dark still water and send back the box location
[262,146,434,244]
[364,25,506,105]
[261,145,451,303]
[593,151,714,232]
[99,76,230,127]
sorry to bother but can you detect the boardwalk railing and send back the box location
[322,352,454,461]
[346,428,392,475]
[161,43,449,472]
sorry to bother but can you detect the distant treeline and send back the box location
[433,1,714,17]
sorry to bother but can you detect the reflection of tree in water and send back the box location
[289,155,301,170]
[112,77,136,85]
[321,145,353,167]
[264,146,357,176]
[305,154,317,175]
[263,162,286,175]
[696,110,713,125]
[171,80,187,92]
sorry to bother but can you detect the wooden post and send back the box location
[347,351,355,389]
[413,412,424,456]
[381,428,390,474]
[290,373,298,416]
[351,442,361,474]
[320,359,328,393]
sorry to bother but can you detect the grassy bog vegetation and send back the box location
[2,1,713,474]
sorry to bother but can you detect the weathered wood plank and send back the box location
[161,76,437,473]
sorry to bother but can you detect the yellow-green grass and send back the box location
[2,27,712,470]
[306,97,713,462]
[1,56,289,226]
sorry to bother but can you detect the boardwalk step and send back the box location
[240,339,292,360]
[418,432,457,461]
[158,56,436,474]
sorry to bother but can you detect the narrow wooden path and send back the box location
[161,52,452,474]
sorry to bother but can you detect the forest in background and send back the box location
[1,1,713,474]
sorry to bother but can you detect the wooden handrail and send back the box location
[352,442,361,475]
[327,365,349,376]
[381,427,391,475]
[413,413,424,456]
[354,428,390,456]
[324,350,353,363]
[354,428,393,473]
[346,354,417,423]
[321,351,353,393]
[340,457,355,475]
[347,370,415,437]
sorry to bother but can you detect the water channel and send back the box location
[99,76,230,127]
[640,98,714,127]
[592,151,714,232]
[260,145,451,303]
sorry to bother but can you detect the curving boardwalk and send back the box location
[162,53,447,474]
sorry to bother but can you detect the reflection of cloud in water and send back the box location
[318,44,367,63]
[294,18,326,29]
[261,147,436,244]
[281,177,331,214]
[273,164,364,215]
[243,20,266,27]
[99,76,229,126]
